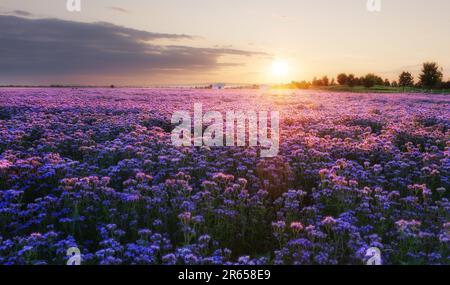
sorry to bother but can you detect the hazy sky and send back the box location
[0,0,449,85]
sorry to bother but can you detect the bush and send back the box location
[399,71,414,88]
[419,62,443,89]
[337,73,348,85]
[362,74,378,88]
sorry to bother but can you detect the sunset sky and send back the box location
[1,0,449,85]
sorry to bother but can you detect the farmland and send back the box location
[0,88,448,265]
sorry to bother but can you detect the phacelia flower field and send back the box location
[0,88,449,265]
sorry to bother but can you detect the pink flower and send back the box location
[319,169,329,180]
[395,219,421,232]
[322,216,337,227]
[0,159,12,169]
[178,211,192,224]
[136,172,152,182]
[30,233,43,239]
[290,222,304,233]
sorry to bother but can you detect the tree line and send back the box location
[285,62,449,91]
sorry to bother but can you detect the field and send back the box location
[0,88,449,265]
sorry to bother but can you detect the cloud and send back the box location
[0,15,266,84]
[108,6,129,13]
[271,13,290,22]
[12,10,32,17]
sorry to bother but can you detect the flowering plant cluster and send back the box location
[0,88,448,265]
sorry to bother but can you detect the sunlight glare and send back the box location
[272,60,289,77]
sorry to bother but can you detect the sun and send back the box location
[271,60,289,77]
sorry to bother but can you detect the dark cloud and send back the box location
[108,6,130,13]
[12,10,32,17]
[0,15,266,84]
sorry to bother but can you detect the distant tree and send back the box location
[312,77,319,86]
[384,79,391,87]
[398,71,414,91]
[330,78,336,86]
[353,77,361,86]
[347,74,355,87]
[312,77,328,87]
[291,80,311,89]
[391,81,398,88]
[442,80,450,89]
[362,74,378,88]
[337,73,348,85]
[419,62,443,90]
[376,76,384,86]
